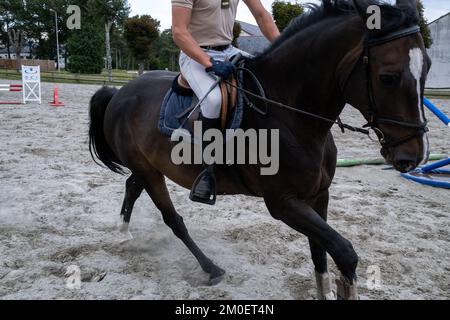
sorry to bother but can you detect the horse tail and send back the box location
[88,86,126,175]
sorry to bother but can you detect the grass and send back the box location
[425,90,450,99]
[0,68,137,86]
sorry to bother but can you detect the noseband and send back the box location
[361,25,429,149]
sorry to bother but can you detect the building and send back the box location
[236,21,270,56]
[426,12,450,89]
[0,46,31,60]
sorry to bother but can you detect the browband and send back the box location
[365,25,421,47]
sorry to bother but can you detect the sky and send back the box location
[128,0,450,31]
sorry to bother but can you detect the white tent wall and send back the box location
[426,13,450,89]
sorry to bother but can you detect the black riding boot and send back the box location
[190,115,221,205]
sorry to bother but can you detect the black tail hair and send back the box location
[88,86,126,175]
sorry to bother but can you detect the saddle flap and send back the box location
[178,73,238,131]
[159,73,243,139]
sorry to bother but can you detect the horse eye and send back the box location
[379,74,399,85]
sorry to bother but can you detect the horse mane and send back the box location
[257,0,419,58]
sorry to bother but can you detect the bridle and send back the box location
[226,24,428,148]
[360,25,429,149]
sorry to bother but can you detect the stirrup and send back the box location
[189,168,217,206]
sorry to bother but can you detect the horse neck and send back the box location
[246,17,363,139]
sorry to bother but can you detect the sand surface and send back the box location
[0,81,449,300]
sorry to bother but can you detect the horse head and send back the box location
[345,0,432,173]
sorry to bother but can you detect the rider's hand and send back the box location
[205,58,234,80]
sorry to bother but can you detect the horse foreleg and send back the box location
[119,175,144,238]
[309,190,336,300]
[142,170,225,285]
[267,196,358,300]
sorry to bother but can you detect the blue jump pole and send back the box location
[424,97,450,127]
[400,97,450,189]
[421,158,450,173]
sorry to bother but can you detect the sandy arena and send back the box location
[0,81,449,300]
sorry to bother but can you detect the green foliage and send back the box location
[272,1,304,32]
[86,0,130,26]
[66,25,104,73]
[110,26,131,69]
[153,28,180,71]
[0,0,132,67]
[124,15,160,65]
[0,17,10,51]
[416,0,433,49]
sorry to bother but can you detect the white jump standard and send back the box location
[0,66,42,105]
[22,66,42,105]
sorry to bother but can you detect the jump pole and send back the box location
[424,97,450,128]
[400,98,450,189]
[0,84,24,104]
[0,67,41,105]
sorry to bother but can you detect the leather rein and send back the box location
[226,25,427,147]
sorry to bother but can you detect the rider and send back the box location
[172,0,280,205]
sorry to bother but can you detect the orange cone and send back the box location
[49,86,64,107]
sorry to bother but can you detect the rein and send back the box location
[226,66,371,135]
[226,24,426,147]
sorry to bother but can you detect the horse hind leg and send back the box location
[119,174,144,239]
[141,168,225,285]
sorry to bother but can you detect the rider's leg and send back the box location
[179,52,222,204]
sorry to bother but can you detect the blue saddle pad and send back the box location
[158,80,244,138]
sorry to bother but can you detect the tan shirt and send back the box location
[172,0,239,47]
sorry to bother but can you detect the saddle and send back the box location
[177,74,238,130]
[158,71,244,138]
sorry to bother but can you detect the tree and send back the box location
[110,26,129,70]
[416,0,432,49]
[1,0,28,69]
[124,15,160,75]
[232,22,242,48]
[0,0,72,68]
[66,25,104,73]
[0,17,11,58]
[87,0,130,80]
[272,1,304,32]
[154,29,180,71]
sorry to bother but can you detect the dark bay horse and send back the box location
[89,0,431,299]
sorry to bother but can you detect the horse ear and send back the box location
[352,0,371,20]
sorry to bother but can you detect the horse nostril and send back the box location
[394,160,416,173]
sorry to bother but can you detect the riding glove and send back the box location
[205,58,234,80]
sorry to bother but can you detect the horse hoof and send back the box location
[336,275,358,300]
[118,219,129,232]
[117,223,133,243]
[209,268,226,286]
[117,232,133,244]
[315,271,337,300]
